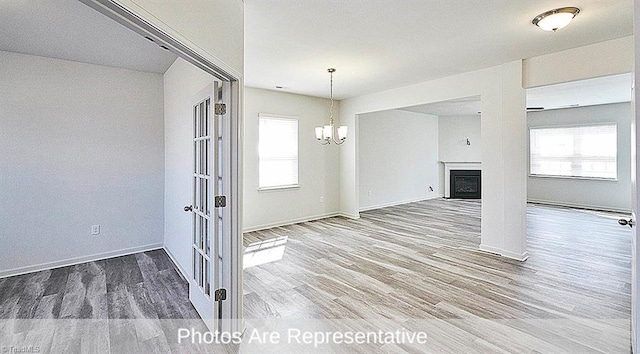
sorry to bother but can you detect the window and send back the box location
[259,114,299,189]
[529,124,617,179]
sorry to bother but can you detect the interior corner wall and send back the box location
[163,58,215,277]
[243,87,340,231]
[0,50,165,277]
[359,110,439,211]
[527,103,632,212]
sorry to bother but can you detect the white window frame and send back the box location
[258,113,300,191]
[528,123,618,181]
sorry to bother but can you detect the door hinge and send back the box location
[214,103,226,115]
[214,288,227,301]
[215,196,227,208]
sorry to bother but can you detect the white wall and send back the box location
[359,110,439,210]
[527,103,632,212]
[243,87,340,231]
[523,36,632,88]
[163,58,215,277]
[438,115,482,162]
[0,51,164,276]
[437,115,482,194]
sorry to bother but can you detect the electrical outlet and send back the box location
[368,190,372,197]
[91,225,100,235]
[320,196,324,203]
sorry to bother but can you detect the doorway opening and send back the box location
[0,0,243,339]
[357,95,482,212]
[525,72,634,347]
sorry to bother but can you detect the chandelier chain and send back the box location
[329,70,334,125]
[315,67,346,145]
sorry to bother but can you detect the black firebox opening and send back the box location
[450,170,481,199]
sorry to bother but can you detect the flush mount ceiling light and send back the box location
[315,68,347,145]
[532,7,580,32]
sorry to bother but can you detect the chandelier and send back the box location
[315,68,347,145]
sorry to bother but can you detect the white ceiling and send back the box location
[245,0,632,99]
[0,0,177,74]
[398,73,633,117]
[0,1,631,100]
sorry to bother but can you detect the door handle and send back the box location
[184,205,193,212]
[618,218,635,228]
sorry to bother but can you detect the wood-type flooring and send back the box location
[243,199,631,353]
[0,199,631,352]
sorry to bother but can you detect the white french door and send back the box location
[187,82,231,332]
[78,0,243,335]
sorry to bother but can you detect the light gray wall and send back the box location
[527,103,632,212]
[437,115,482,194]
[0,50,164,276]
[243,87,340,231]
[438,115,482,162]
[359,110,439,210]
[163,58,215,277]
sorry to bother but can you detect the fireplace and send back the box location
[450,170,481,199]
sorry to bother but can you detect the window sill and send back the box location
[258,184,300,192]
[529,174,618,182]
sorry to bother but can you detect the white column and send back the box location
[501,60,528,260]
[479,60,527,260]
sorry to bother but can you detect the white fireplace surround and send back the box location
[442,161,482,198]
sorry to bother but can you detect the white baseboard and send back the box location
[479,244,501,256]
[0,243,163,279]
[338,212,360,220]
[244,196,444,232]
[527,198,631,213]
[502,250,529,262]
[243,212,341,233]
[163,245,189,282]
[479,244,528,262]
[359,195,440,212]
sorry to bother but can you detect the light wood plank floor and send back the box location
[243,199,631,353]
[0,199,631,353]
[0,249,198,321]
[0,250,227,353]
